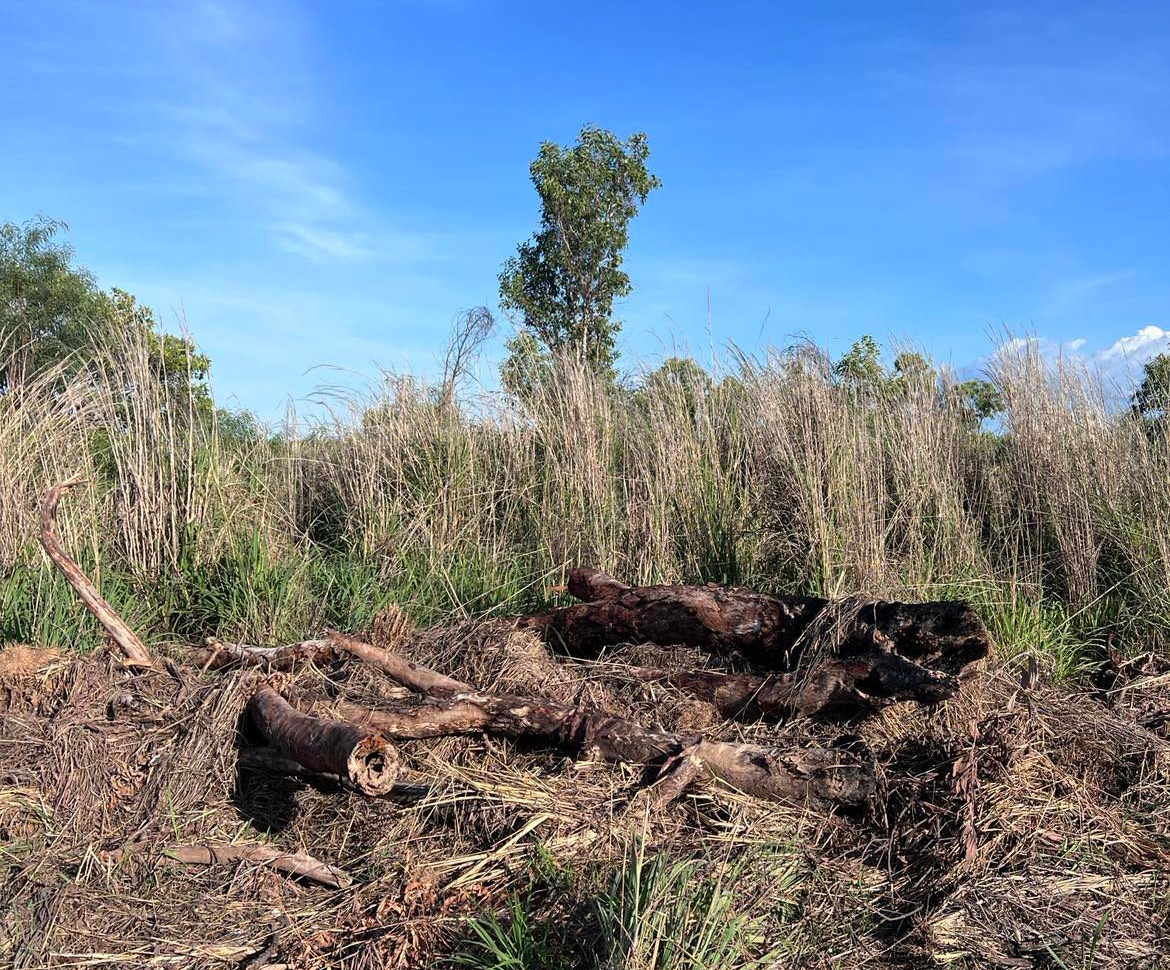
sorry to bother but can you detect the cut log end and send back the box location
[248,687,400,797]
[346,733,401,796]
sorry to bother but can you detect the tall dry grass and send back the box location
[1,326,1167,669]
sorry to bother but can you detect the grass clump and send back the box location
[453,840,795,970]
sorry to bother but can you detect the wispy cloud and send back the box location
[271,223,378,263]
[1043,270,1135,316]
[138,0,428,265]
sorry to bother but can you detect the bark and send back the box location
[164,844,351,889]
[326,638,875,809]
[39,478,154,668]
[247,687,400,796]
[524,567,989,679]
[613,648,958,719]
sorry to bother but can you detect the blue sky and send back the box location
[3,1,1169,416]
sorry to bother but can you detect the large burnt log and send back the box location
[325,632,874,809]
[522,568,989,681]
[608,651,957,720]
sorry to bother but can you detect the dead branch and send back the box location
[335,692,872,808]
[164,844,351,889]
[325,636,875,809]
[327,629,471,693]
[195,637,340,671]
[39,477,153,668]
[247,687,400,796]
[440,306,496,409]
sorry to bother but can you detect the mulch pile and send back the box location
[2,621,1169,968]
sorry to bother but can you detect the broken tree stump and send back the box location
[325,633,875,809]
[247,687,400,796]
[522,568,990,680]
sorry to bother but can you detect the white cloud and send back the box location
[1097,325,1170,364]
[991,326,1170,395]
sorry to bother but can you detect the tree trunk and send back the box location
[247,687,400,797]
[324,634,875,810]
[524,568,989,678]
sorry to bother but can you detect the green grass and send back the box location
[450,841,800,970]
[0,531,554,650]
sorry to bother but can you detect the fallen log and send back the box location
[325,633,875,809]
[247,687,400,797]
[606,650,958,719]
[39,478,153,669]
[238,745,431,801]
[524,568,989,678]
[165,844,351,889]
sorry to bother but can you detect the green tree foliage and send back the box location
[1132,352,1170,425]
[105,288,211,417]
[834,335,1003,428]
[0,217,210,410]
[499,330,554,403]
[833,335,885,389]
[641,356,713,396]
[892,351,934,392]
[635,356,714,419]
[954,378,1004,428]
[0,217,103,394]
[499,126,661,382]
